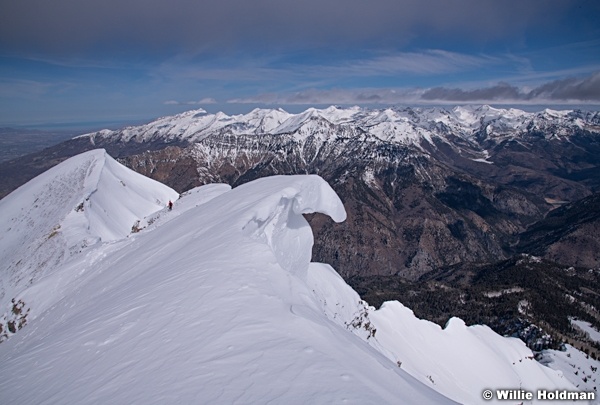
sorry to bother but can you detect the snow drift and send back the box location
[0,150,591,404]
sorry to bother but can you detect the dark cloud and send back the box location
[422,83,523,101]
[422,72,600,102]
[529,73,600,101]
[229,72,600,105]
[0,0,586,57]
[356,93,383,102]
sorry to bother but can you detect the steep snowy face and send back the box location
[0,149,179,340]
[0,170,455,405]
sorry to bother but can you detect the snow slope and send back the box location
[538,345,600,393]
[0,163,453,404]
[572,319,600,344]
[0,151,592,404]
[368,304,577,403]
[307,263,587,404]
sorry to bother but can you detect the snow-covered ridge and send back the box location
[0,151,594,404]
[78,105,599,147]
[0,158,449,404]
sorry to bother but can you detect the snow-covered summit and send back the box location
[0,151,592,404]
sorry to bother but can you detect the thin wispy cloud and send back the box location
[304,50,499,78]
[164,98,217,106]
[153,49,503,90]
[228,88,423,105]
[0,78,73,99]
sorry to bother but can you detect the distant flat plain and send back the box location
[0,128,76,163]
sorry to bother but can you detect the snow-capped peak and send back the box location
[0,149,178,339]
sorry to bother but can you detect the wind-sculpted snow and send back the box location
[239,175,346,279]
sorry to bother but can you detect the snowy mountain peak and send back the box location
[0,149,178,340]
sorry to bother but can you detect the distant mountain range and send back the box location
[1,104,599,353]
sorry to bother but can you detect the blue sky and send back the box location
[1,0,599,129]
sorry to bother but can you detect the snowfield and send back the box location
[0,150,595,404]
[572,319,600,344]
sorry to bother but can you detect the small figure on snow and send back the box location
[168,200,173,211]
